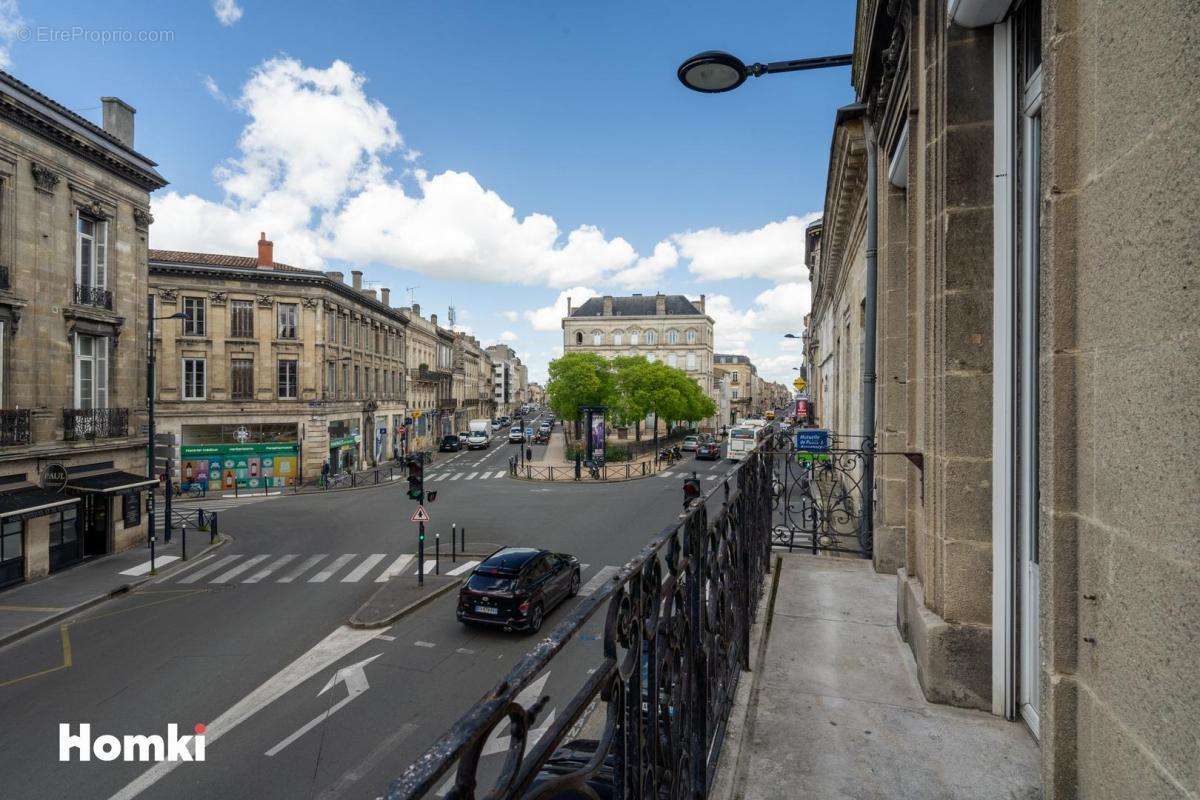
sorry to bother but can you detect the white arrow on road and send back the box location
[265,653,383,757]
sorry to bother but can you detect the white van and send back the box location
[467,419,491,449]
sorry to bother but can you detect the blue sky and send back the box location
[4,0,855,381]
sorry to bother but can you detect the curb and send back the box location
[0,534,231,651]
[348,577,463,629]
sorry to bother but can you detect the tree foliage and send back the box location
[546,352,716,428]
[546,352,616,421]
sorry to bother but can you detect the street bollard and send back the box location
[451,524,457,562]
[210,512,219,544]
[461,526,466,552]
[181,525,187,561]
[149,532,157,575]
[436,532,440,575]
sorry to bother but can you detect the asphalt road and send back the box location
[0,418,743,800]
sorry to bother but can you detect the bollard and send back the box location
[435,532,440,575]
[181,525,187,561]
[461,526,466,552]
[452,524,457,562]
[149,531,157,575]
[210,512,219,544]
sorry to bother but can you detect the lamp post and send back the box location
[676,50,851,93]
[146,302,187,563]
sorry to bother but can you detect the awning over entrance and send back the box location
[67,471,158,494]
[0,487,81,521]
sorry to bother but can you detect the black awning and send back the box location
[0,487,80,521]
[67,471,158,495]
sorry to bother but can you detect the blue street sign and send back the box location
[795,428,830,453]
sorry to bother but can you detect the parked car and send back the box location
[458,431,470,444]
[508,426,525,443]
[696,441,721,460]
[681,435,700,452]
[439,435,462,452]
[457,547,581,633]
[491,419,502,430]
[538,421,552,434]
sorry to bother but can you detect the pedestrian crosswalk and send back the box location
[150,492,279,533]
[426,470,508,482]
[148,553,625,590]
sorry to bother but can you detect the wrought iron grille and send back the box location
[389,446,775,800]
[73,283,113,310]
[62,407,129,441]
[0,408,31,445]
[766,430,874,556]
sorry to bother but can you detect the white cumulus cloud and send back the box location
[523,286,598,332]
[152,57,640,288]
[610,240,678,290]
[499,330,518,342]
[500,310,519,322]
[213,0,244,26]
[674,213,820,282]
[705,281,812,355]
[0,0,24,70]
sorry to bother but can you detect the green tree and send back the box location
[546,352,617,435]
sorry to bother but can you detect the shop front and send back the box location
[327,419,362,473]
[0,486,81,588]
[66,469,157,559]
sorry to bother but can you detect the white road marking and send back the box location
[212,554,270,583]
[314,723,418,800]
[446,560,479,576]
[449,472,463,481]
[706,474,719,480]
[430,473,449,482]
[244,554,298,583]
[420,559,437,575]
[177,554,242,584]
[578,566,618,597]
[377,635,396,642]
[455,648,475,655]
[414,641,435,648]
[265,654,383,757]
[309,554,357,582]
[660,471,674,478]
[107,625,386,800]
[375,554,413,582]
[342,554,387,582]
[278,554,326,582]
[493,471,507,478]
[465,472,478,480]
[120,556,179,576]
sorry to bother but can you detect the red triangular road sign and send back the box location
[410,506,431,523]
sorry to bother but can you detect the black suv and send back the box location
[457,547,581,633]
[439,434,461,452]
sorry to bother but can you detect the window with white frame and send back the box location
[230,299,253,338]
[182,357,206,400]
[732,388,739,399]
[74,333,108,409]
[277,303,298,340]
[182,297,206,336]
[667,353,678,368]
[277,359,298,399]
[629,330,640,345]
[666,329,678,345]
[645,330,657,345]
[592,331,603,346]
[686,352,697,371]
[685,329,697,344]
[75,214,107,289]
[612,330,623,346]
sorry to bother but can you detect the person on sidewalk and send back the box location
[320,459,330,489]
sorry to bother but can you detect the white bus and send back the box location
[727,425,759,461]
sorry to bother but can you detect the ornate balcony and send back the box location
[0,409,31,446]
[62,407,129,441]
[409,365,451,383]
[74,283,113,310]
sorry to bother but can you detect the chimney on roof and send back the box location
[655,293,666,315]
[380,288,390,306]
[567,296,572,316]
[412,303,421,318]
[602,295,613,316]
[257,232,274,268]
[100,97,136,148]
[351,270,363,290]
[326,270,344,283]
[699,294,706,313]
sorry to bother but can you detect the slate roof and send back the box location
[149,249,314,273]
[570,295,702,317]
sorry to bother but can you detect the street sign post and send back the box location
[793,376,807,392]
[410,506,431,523]
[795,428,829,453]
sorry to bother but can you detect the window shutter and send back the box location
[96,221,108,289]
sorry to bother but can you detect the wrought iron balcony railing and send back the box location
[74,283,113,310]
[63,407,130,441]
[387,443,774,800]
[0,408,31,446]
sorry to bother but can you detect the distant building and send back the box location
[713,354,756,424]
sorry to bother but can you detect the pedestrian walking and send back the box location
[321,459,330,489]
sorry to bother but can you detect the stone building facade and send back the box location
[402,304,454,450]
[453,331,493,427]
[485,343,524,418]
[807,1,1199,796]
[0,74,166,588]
[564,293,717,429]
[713,354,755,423]
[148,237,408,483]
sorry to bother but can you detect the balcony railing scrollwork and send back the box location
[0,408,31,446]
[388,442,775,799]
[73,283,113,310]
[63,407,130,441]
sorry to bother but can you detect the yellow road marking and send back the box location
[0,624,72,688]
[0,605,67,613]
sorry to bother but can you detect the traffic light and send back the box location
[407,457,424,501]
[682,471,702,509]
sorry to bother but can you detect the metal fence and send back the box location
[508,460,653,481]
[389,444,775,799]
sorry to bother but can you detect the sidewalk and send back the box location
[0,532,226,648]
[712,553,1041,800]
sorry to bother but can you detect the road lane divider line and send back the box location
[278,554,327,583]
[309,554,357,583]
[341,554,387,583]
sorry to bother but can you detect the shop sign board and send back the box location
[179,442,299,491]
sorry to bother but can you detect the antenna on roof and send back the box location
[448,304,456,327]
[405,286,420,306]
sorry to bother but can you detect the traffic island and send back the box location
[348,574,463,628]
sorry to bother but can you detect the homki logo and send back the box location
[59,723,207,762]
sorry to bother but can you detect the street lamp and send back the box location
[783,333,801,339]
[677,50,851,93]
